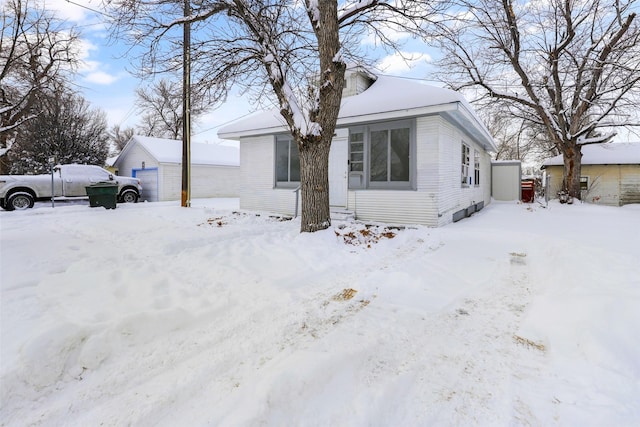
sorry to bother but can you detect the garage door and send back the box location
[133,168,159,202]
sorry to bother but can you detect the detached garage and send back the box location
[542,142,640,206]
[114,135,240,202]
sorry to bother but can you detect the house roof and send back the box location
[218,75,497,152]
[542,142,640,167]
[116,135,239,167]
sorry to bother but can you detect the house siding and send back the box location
[117,144,159,177]
[620,165,640,205]
[160,164,180,201]
[237,115,494,227]
[159,163,240,201]
[436,119,491,227]
[546,164,640,206]
[240,135,298,215]
[347,191,432,225]
[343,116,492,227]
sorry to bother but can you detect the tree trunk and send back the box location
[299,139,332,232]
[562,143,583,200]
[0,133,10,174]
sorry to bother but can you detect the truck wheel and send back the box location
[7,192,35,210]
[120,189,139,203]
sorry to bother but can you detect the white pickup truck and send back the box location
[0,164,142,211]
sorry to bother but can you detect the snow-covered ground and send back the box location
[1,198,639,426]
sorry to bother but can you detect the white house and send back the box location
[114,135,240,202]
[542,142,640,206]
[218,70,497,227]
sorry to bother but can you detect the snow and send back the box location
[121,135,239,166]
[1,198,639,426]
[219,75,468,137]
[218,73,496,151]
[543,142,640,166]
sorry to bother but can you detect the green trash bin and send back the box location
[85,182,118,209]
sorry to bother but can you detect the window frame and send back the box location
[274,134,300,188]
[580,176,589,191]
[474,149,480,187]
[461,143,471,187]
[348,119,416,190]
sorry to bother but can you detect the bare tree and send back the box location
[0,0,80,172]
[434,0,640,199]
[135,78,209,140]
[108,124,135,154]
[482,110,558,164]
[8,83,109,174]
[106,0,443,232]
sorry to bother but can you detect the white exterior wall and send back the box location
[492,161,522,201]
[346,116,492,227]
[435,119,490,226]
[239,116,494,226]
[240,135,298,215]
[346,116,440,226]
[158,163,240,202]
[116,144,159,177]
[158,164,179,201]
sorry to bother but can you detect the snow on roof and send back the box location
[218,75,495,151]
[542,142,640,167]
[129,135,239,166]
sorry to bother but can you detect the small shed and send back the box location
[541,142,640,206]
[491,160,522,201]
[114,135,240,202]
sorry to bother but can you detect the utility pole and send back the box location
[181,0,191,207]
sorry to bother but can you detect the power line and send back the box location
[193,110,257,136]
[64,0,112,18]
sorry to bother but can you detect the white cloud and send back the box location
[44,0,99,22]
[73,39,121,85]
[84,70,120,85]
[375,51,432,75]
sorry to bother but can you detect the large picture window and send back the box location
[349,120,414,190]
[275,135,299,186]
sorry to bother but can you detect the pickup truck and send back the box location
[0,164,142,211]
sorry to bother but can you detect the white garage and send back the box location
[114,135,240,202]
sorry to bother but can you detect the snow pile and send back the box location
[1,199,639,426]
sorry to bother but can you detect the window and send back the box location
[275,135,299,186]
[348,120,414,190]
[349,132,364,173]
[474,150,480,186]
[461,143,470,186]
[580,176,589,191]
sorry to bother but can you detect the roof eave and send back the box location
[218,102,498,154]
[442,103,498,152]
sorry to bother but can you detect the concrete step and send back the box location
[331,209,356,221]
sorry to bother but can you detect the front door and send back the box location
[329,134,348,207]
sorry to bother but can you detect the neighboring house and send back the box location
[114,135,240,202]
[542,142,640,206]
[218,69,497,227]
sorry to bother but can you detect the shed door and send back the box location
[133,168,159,202]
[329,136,348,207]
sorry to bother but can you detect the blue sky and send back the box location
[43,0,435,146]
[41,0,640,145]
